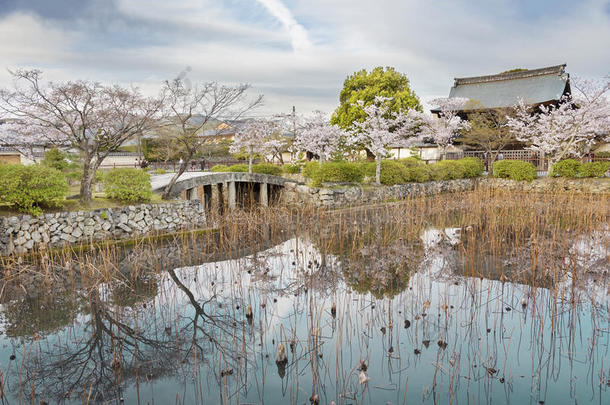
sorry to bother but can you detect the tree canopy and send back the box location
[331,67,422,130]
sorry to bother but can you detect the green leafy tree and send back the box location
[457,100,517,174]
[41,147,70,171]
[331,67,422,131]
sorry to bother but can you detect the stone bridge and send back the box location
[151,172,296,210]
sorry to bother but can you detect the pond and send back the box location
[0,190,608,404]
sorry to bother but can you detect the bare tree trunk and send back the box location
[80,154,95,203]
[375,154,381,185]
[488,150,500,176]
[248,152,253,174]
[163,159,189,199]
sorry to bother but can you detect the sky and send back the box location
[0,0,609,116]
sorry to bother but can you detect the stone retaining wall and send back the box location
[281,178,609,208]
[281,179,479,208]
[481,177,610,193]
[1,201,205,255]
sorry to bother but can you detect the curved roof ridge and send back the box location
[454,64,566,86]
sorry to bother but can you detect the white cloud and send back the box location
[0,0,608,117]
[254,0,313,53]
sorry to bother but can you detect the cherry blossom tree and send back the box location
[294,111,346,164]
[506,76,610,169]
[421,98,470,160]
[350,96,421,185]
[0,69,162,202]
[160,78,263,199]
[229,119,283,174]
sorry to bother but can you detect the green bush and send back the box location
[363,160,411,185]
[103,168,152,202]
[457,157,485,178]
[282,163,302,174]
[428,160,466,180]
[579,161,610,178]
[252,163,282,176]
[210,164,229,172]
[310,161,364,186]
[492,160,537,181]
[0,164,69,215]
[594,151,610,158]
[226,164,249,173]
[550,159,582,178]
[404,165,431,183]
[302,161,321,179]
[399,157,424,168]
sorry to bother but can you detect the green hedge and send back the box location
[492,160,537,181]
[103,168,152,202]
[0,164,69,215]
[227,164,249,173]
[363,160,411,185]
[580,161,610,178]
[310,161,365,186]
[210,164,229,172]
[302,161,320,179]
[550,159,581,178]
[251,163,282,176]
[210,163,282,175]
[303,157,484,187]
[403,165,431,183]
[457,157,485,178]
[282,163,302,174]
[428,160,466,180]
[399,157,424,167]
[550,159,610,178]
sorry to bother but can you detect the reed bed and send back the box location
[0,187,608,404]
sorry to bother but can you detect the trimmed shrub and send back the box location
[594,151,610,158]
[363,160,410,185]
[0,164,69,215]
[252,163,282,176]
[404,165,431,183]
[310,161,364,186]
[428,160,466,180]
[550,159,581,178]
[399,157,424,168]
[457,157,485,178]
[492,160,537,181]
[210,164,229,172]
[579,161,610,178]
[282,163,302,174]
[302,161,320,179]
[103,168,152,202]
[226,164,249,173]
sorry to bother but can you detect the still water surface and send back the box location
[0,226,608,404]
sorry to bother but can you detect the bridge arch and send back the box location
[152,172,296,210]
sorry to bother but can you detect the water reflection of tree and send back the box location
[13,286,180,403]
[10,268,248,404]
[2,291,80,339]
[455,221,609,287]
[312,225,423,299]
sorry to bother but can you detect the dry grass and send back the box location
[0,186,608,403]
